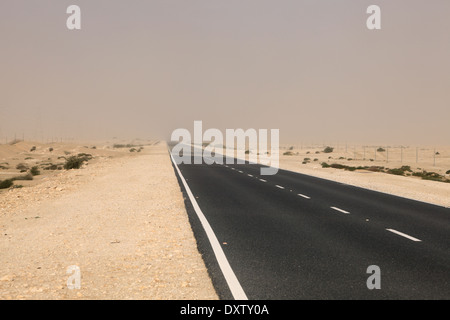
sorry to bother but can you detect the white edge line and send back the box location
[170,153,248,300]
[330,206,350,214]
[386,228,422,242]
[259,179,267,183]
[275,185,285,189]
[298,194,311,199]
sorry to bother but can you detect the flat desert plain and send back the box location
[0,140,218,300]
[276,144,450,208]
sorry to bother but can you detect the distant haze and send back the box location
[1,0,449,145]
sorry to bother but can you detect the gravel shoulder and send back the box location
[0,142,218,300]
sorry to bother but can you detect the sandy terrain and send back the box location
[0,140,218,300]
[276,144,450,208]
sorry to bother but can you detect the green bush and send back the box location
[16,163,28,171]
[386,168,405,176]
[0,179,14,189]
[12,173,33,181]
[377,147,385,152]
[64,156,85,170]
[30,166,40,176]
[446,170,450,175]
[323,146,334,153]
[321,162,331,168]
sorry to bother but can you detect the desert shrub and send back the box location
[330,163,347,169]
[314,158,318,162]
[30,166,40,176]
[367,166,384,172]
[130,148,137,153]
[377,147,385,152]
[306,151,310,154]
[323,146,334,153]
[339,157,345,160]
[0,165,8,170]
[386,166,413,176]
[49,147,54,152]
[400,165,412,172]
[321,162,331,168]
[412,171,447,182]
[315,151,320,154]
[113,144,138,149]
[446,170,450,175]
[288,146,294,151]
[64,156,85,170]
[16,163,28,171]
[30,146,36,152]
[321,163,357,171]
[0,179,14,189]
[25,157,33,160]
[303,158,311,161]
[77,153,93,162]
[386,168,405,176]
[12,173,33,181]
[302,161,308,164]
[64,151,71,155]
[43,164,58,170]
[283,151,294,156]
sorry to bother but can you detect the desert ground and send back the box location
[1,140,448,300]
[276,144,450,208]
[0,140,218,300]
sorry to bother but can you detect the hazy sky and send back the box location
[1,0,449,144]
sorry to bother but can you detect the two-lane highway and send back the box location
[171,154,450,300]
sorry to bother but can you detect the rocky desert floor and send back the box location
[0,140,218,300]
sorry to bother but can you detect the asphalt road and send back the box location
[171,154,450,300]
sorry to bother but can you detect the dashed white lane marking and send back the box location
[170,153,248,300]
[259,179,267,183]
[238,171,244,173]
[248,174,253,177]
[298,194,311,199]
[231,167,235,170]
[330,207,350,214]
[275,185,285,189]
[386,229,422,242]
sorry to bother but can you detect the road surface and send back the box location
[171,154,450,300]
